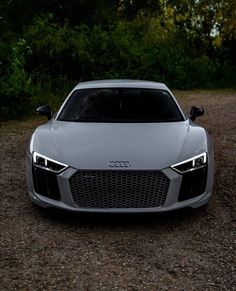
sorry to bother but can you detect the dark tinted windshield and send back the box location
[58,88,184,122]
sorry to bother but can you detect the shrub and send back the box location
[0,39,34,120]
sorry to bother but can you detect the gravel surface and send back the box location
[0,91,235,290]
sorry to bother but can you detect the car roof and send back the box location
[73,79,169,91]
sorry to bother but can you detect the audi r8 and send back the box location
[26,80,214,212]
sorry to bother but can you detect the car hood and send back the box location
[31,120,208,170]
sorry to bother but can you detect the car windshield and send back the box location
[57,88,184,122]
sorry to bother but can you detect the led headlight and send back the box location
[33,152,68,173]
[171,152,207,174]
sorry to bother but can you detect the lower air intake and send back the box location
[178,167,207,201]
[32,166,61,200]
[69,170,169,208]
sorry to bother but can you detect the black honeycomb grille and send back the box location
[69,170,169,208]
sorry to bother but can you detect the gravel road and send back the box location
[0,91,235,290]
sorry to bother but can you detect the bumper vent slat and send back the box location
[69,170,169,209]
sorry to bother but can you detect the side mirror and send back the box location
[189,106,204,121]
[36,105,52,120]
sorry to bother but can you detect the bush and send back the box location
[1,13,234,120]
[0,39,34,120]
[23,15,221,90]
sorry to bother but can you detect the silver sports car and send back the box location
[26,80,214,212]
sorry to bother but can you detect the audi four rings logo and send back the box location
[108,161,131,168]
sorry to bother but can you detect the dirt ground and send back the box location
[0,91,235,291]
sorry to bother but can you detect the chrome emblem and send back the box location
[108,161,131,168]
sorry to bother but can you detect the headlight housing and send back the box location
[32,152,68,173]
[171,152,207,174]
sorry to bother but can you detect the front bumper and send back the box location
[26,152,214,213]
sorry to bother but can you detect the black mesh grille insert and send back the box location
[178,166,207,202]
[69,170,170,208]
[32,166,61,200]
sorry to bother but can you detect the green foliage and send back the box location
[23,15,221,90]
[0,39,34,120]
[0,1,235,120]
